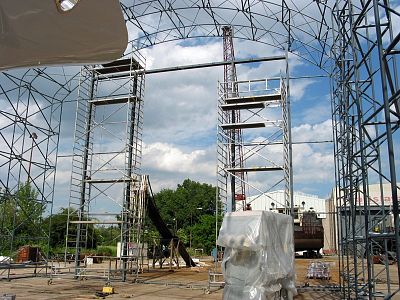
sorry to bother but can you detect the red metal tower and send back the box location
[222,26,246,211]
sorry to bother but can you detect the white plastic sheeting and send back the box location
[0,256,13,264]
[217,210,297,300]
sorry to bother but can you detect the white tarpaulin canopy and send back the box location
[0,0,128,71]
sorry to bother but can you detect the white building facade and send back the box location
[246,190,325,216]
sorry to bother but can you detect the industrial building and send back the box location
[325,183,399,258]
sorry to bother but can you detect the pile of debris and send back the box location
[307,261,330,280]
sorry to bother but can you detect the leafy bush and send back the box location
[96,245,116,257]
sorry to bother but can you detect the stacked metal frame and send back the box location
[217,61,292,213]
[0,67,78,278]
[65,52,147,281]
[331,0,400,298]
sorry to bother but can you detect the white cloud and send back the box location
[297,97,331,124]
[292,143,334,183]
[290,78,316,102]
[292,119,333,142]
[48,37,336,203]
[142,142,214,176]
[139,41,335,197]
[291,120,334,188]
[143,41,221,69]
[54,156,73,185]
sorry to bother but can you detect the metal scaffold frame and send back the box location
[0,0,398,297]
[123,0,399,295]
[65,51,147,281]
[331,1,400,298]
[0,67,78,278]
[217,26,292,213]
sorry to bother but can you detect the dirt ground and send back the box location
[0,256,341,299]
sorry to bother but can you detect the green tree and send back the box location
[191,214,222,253]
[13,182,43,236]
[97,225,120,246]
[43,208,69,249]
[43,208,99,250]
[142,229,160,245]
[0,189,15,252]
[0,189,14,233]
[176,228,188,244]
[153,179,221,251]
[155,179,217,229]
[0,182,46,253]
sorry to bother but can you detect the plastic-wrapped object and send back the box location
[217,210,297,300]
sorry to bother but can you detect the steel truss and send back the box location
[221,26,246,212]
[121,0,333,69]
[121,0,399,296]
[331,0,400,298]
[65,52,147,281]
[0,67,77,275]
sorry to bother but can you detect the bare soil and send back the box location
[0,256,342,299]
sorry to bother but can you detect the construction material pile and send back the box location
[307,261,331,280]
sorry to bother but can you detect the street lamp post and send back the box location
[172,218,177,235]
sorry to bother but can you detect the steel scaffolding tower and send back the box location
[217,49,292,213]
[331,1,400,298]
[65,53,147,280]
[0,68,77,274]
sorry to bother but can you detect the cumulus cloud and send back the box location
[297,99,331,124]
[139,41,335,196]
[292,119,333,142]
[141,41,223,145]
[142,142,214,176]
[292,144,333,181]
[291,120,334,193]
[143,42,222,69]
[290,79,316,102]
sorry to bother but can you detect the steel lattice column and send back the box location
[331,0,400,298]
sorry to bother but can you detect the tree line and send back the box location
[0,179,221,257]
